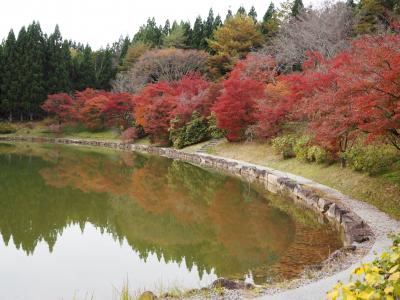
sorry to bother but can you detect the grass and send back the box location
[0,121,121,141]
[208,140,400,220]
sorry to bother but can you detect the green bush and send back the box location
[327,233,400,300]
[271,135,296,159]
[342,145,399,175]
[0,123,16,134]
[272,134,330,163]
[293,136,311,161]
[307,145,328,164]
[170,111,210,149]
[207,112,225,139]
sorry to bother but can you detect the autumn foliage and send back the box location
[42,34,400,155]
[133,74,220,144]
[42,89,134,131]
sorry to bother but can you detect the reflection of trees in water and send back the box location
[0,143,342,282]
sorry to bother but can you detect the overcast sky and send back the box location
[1,0,315,49]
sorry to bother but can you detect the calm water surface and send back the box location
[0,143,342,300]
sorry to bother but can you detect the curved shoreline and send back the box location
[1,135,399,300]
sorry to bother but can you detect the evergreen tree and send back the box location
[346,0,356,8]
[16,26,29,120]
[248,6,258,22]
[163,19,171,36]
[291,0,304,17]
[94,47,116,90]
[80,45,96,89]
[180,21,193,47]
[237,6,247,15]
[45,25,71,94]
[163,25,188,48]
[133,18,163,47]
[202,8,215,49]
[24,22,46,119]
[192,16,204,49]
[214,15,223,29]
[171,20,179,32]
[226,9,233,20]
[263,3,275,22]
[262,3,279,36]
[118,36,131,66]
[1,30,18,121]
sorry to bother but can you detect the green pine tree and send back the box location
[94,47,116,90]
[16,26,29,120]
[118,36,131,66]
[163,19,171,36]
[291,0,304,17]
[202,8,215,49]
[1,30,18,121]
[80,45,96,89]
[237,6,247,15]
[248,6,258,22]
[262,3,279,37]
[45,25,71,94]
[192,16,204,49]
[226,9,233,20]
[24,22,46,119]
[133,18,163,47]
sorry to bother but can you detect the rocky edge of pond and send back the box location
[1,136,399,300]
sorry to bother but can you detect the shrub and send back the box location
[272,135,296,159]
[342,145,399,175]
[121,127,139,143]
[207,113,225,139]
[327,233,400,300]
[293,136,311,161]
[0,123,17,134]
[307,145,328,164]
[170,111,210,149]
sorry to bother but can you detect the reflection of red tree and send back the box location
[128,164,208,224]
[39,148,341,281]
[208,180,292,262]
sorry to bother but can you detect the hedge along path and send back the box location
[1,136,399,300]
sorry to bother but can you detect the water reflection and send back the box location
[0,143,342,298]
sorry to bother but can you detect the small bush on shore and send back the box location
[293,136,311,161]
[0,123,16,134]
[342,145,400,175]
[306,145,329,164]
[272,135,296,159]
[170,111,210,149]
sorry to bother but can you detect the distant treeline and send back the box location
[0,23,119,121]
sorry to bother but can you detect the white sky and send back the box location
[1,0,315,49]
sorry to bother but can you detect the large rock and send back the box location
[212,278,247,290]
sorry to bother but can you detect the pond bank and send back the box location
[1,135,398,300]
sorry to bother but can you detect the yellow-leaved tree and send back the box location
[207,13,263,78]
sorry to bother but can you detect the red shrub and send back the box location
[213,78,265,141]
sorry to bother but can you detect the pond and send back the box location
[0,143,342,300]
